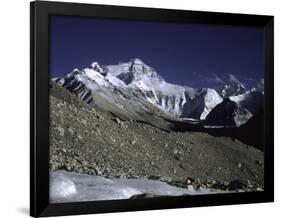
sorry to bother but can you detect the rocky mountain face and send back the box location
[180,88,223,120]
[204,98,252,127]
[229,90,264,115]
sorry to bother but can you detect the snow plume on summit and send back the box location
[228,74,242,85]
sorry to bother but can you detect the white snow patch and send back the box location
[105,73,126,87]
[50,170,226,203]
[50,173,77,201]
[200,88,223,119]
[81,68,109,87]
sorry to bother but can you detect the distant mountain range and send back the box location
[53,58,264,127]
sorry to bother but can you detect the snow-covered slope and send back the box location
[105,58,222,119]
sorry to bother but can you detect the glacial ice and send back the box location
[50,170,225,203]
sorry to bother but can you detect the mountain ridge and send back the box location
[53,58,263,126]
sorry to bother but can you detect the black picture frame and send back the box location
[30,1,274,217]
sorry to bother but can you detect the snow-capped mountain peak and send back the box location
[105,58,164,85]
[80,68,109,86]
[131,58,144,65]
[180,88,223,120]
[89,61,105,74]
[218,83,246,98]
[53,58,263,125]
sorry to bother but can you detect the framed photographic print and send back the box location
[30,1,274,217]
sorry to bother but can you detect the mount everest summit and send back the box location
[53,58,264,128]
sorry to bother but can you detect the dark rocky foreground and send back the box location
[49,82,264,192]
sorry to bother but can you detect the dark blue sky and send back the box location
[50,15,264,87]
